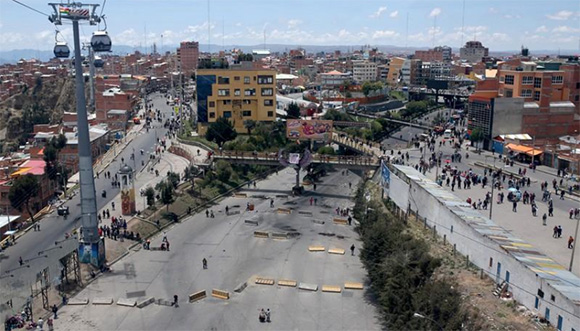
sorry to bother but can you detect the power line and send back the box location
[100,0,107,16]
[10,0,49,17]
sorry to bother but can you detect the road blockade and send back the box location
[328,248,345,255]
[322,285,342,293]
[244,220,259,226]
[136,297,155,308]
[67,298,89,305]
[278,279,297,287]
[333,218,348,225]
[234,193,247,198]
[92,297,114,305]
[117,298,136,307]
[271,232,288,240]
[253,231,269,238]
[255,277,275,285]
[211,289,230,300]
[308,245,325,252]
[344,282,364,290]
[277,208,292,214]
[189,290,207,302]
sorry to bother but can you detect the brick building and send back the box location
[177,41,200,76]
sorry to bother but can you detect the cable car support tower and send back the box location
[48,2,110,268]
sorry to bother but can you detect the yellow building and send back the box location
[196,69,277,134]
[386,57,405,86]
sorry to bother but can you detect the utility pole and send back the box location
[49,2,104,268]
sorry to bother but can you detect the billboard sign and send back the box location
[286,119,333,142]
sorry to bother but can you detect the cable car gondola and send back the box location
[93,57,104,68]
[53,41,70,58]
[91,31,112,52]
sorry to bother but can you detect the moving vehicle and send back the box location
[443,129,452,139]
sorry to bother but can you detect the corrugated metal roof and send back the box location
[394,165,580,304]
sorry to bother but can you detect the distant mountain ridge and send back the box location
[1,44,576,65]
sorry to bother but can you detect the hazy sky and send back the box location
[1,0,579,52]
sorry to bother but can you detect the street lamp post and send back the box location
[569,212,580,272]
[413,313,443,331]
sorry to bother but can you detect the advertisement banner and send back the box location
[286,119,333,142]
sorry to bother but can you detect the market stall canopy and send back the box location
[505,143,542,156]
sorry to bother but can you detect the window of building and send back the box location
[209,112,216,118]
[234,76,240,81]
[520,89,532,97]
[264,99,273,106]
[244,76,250,84]
[223,111,232,118]
[522,76,533,85]
[267,111,274,117]
[209,101,215,107]
[504,75,514,85]
[550,294,556,302]
[242,110,252,117]
[244,88,256,96]
[499,76,505,83]
[218,89,230,96]
[243,99,251,105]
[499,88,504,96]
[505,89,513,97]
[552,75,563,84]
[575,95,579,102]
[223,100,231,105]
[234,89,241,96]
[257,75,274,84]
[261,88,274,96]
[534,77,542,88]
[217,76,230,84]
[489,257,493,267]
[534,91,541,101]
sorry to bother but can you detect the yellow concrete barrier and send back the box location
[189,290,207,302]
[255,278,275,285]
[333,218,348,225]
[277,208,292,215]
[234,193,247,198]
[328,248,345,255]
[278,279,297,287]
[321,285,342,293]
[344,282,364,290]
[211,289,230,300]
[308,245,325,252]
[253,231,269,238]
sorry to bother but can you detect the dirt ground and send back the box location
[407,213,551,330]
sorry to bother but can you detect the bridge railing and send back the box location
[212,150,381,167]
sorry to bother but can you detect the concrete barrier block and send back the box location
[227,211,241,216]
[253,231,269,238]
[271,232,288,240]
[322,285,342,293]
[189,290,207,302]
[278,279,297,287]
[328,248,345,255]
[308,245,325,252]
[344,282,364,290]
[234,282,248,293]
[244,220,259,226]
[298,211,313,216]
[277,208,292,215]
[255,278,275,285]
[211,289,230,300]
[333,218,348,225]
[92,297,114,305]
[298,283,318,291]
[117,298,136,307]
[67,298,89,305]
[312,220,325,225]
[136,297,155,308]
[155,299,173,306]
[234,193,247,198]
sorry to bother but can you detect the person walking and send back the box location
[172,294,179,307]
[558,225,563,238]
[553,226,558,238]
[549,206,554,217]
[568,236,575,249]
[202,258,208,269]
[19,256,23,266]
[542,213,547,226]
[512,201,517,212]
[51,304,58,319]
[350,244,355,256]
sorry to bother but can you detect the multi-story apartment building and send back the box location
[460,41,489,63]
[352,60,378,83]
[177,41,199,76]
[386,57,405,86]
[467,58,580,150]
[196,69,277,134]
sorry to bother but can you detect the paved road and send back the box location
[0,92,175,295]
[54,168,381,330]
[401,131,580,277]
[381,107,450,149]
